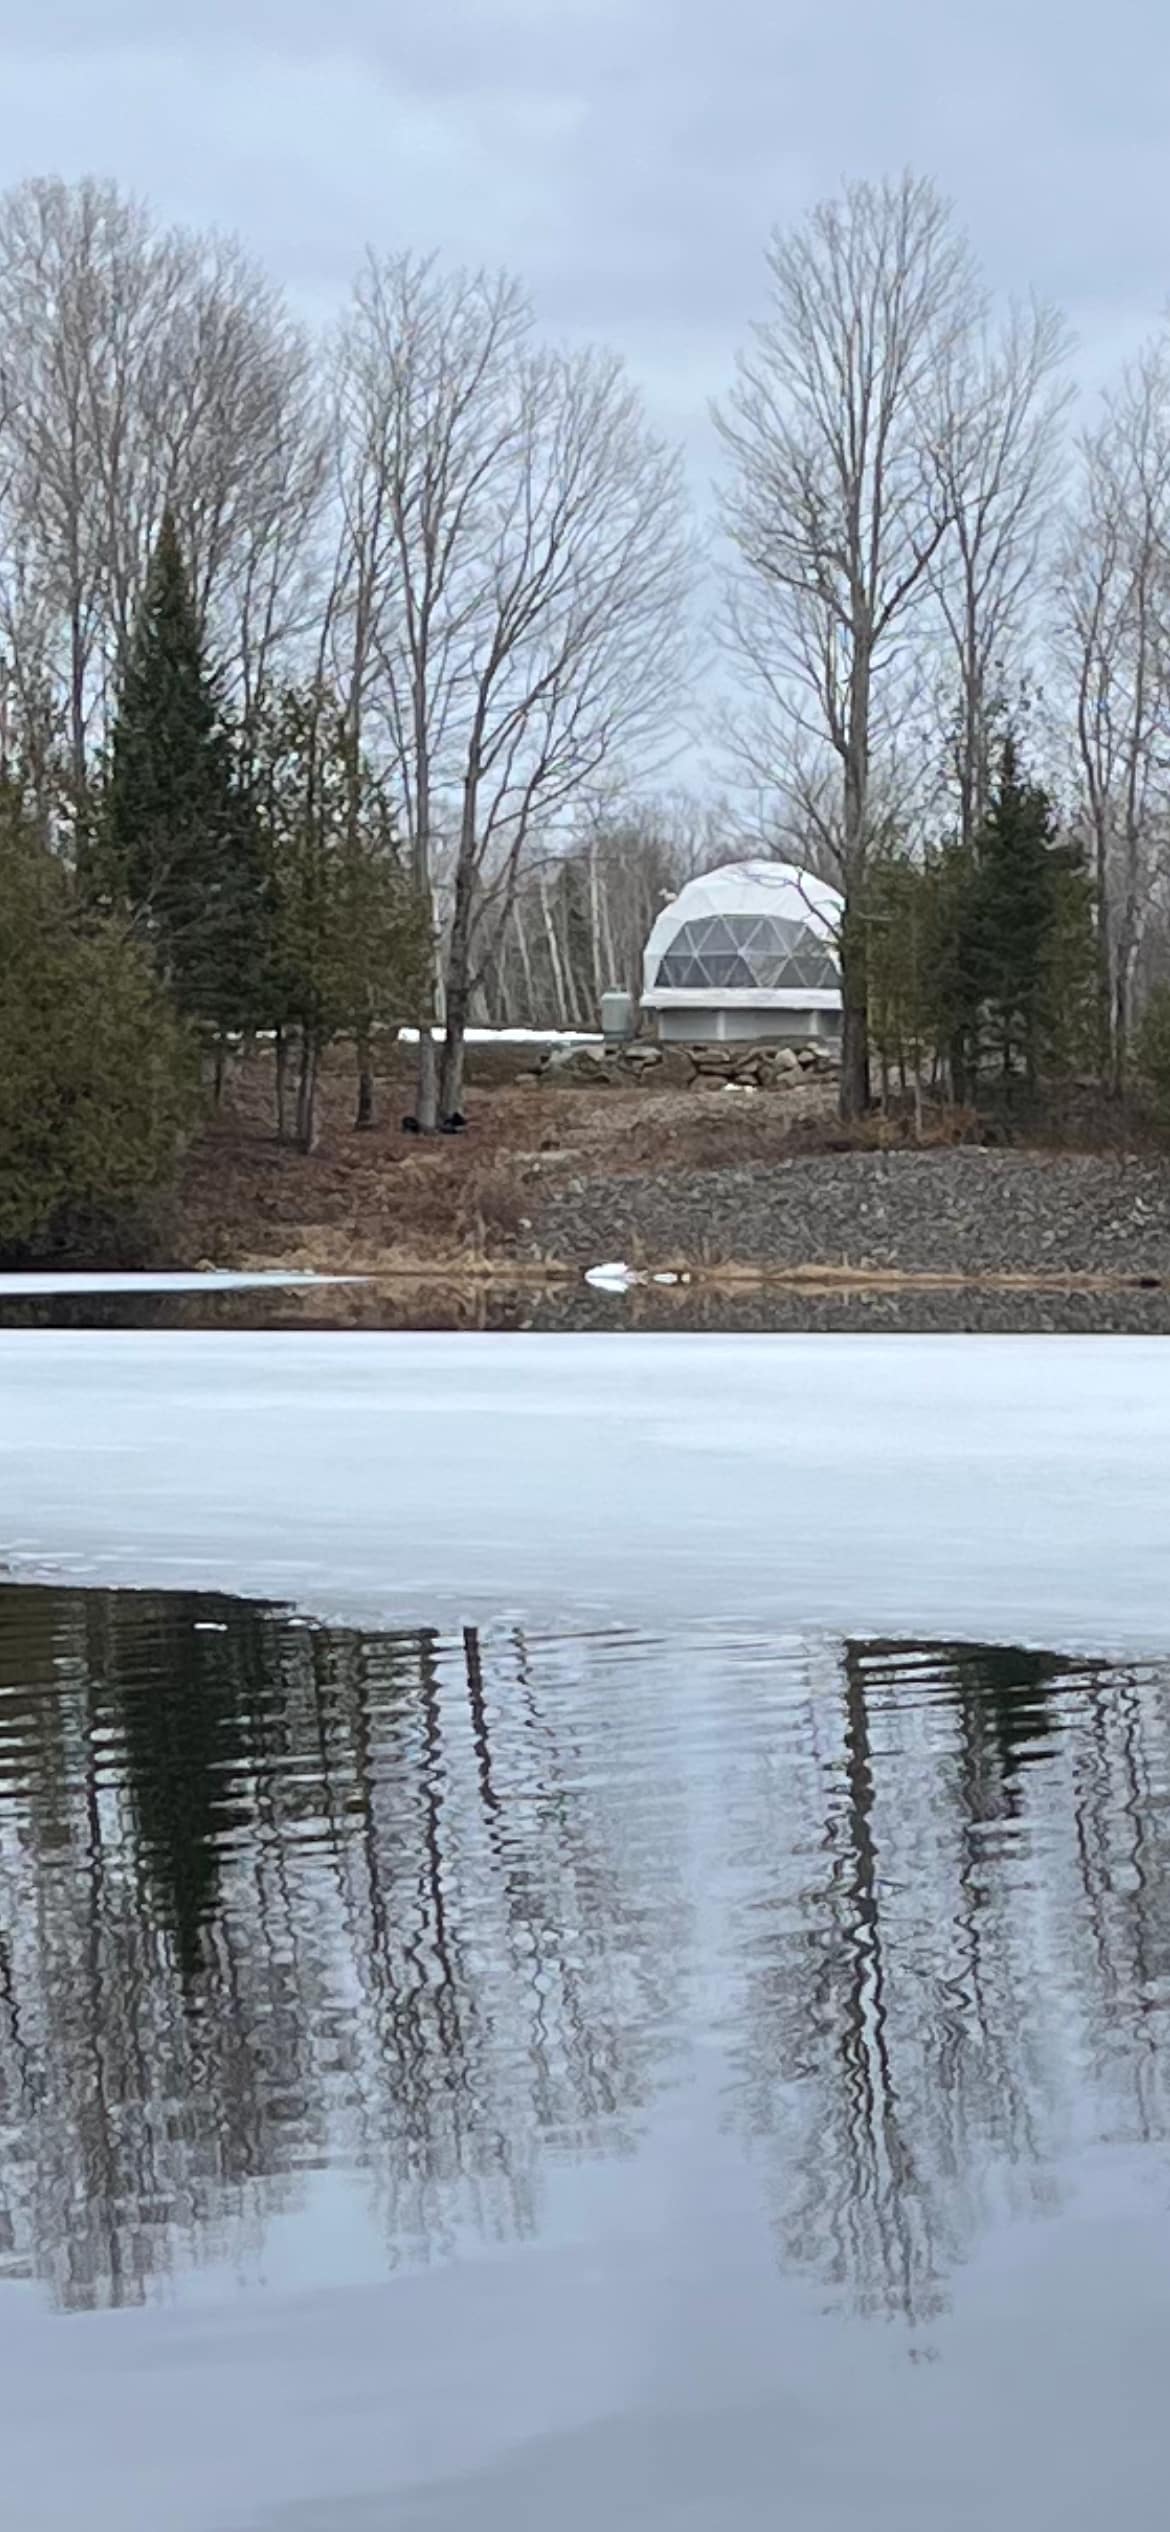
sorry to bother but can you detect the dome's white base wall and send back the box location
[649,994,842,1046]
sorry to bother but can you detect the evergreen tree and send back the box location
[104,511,264,1029]
[253,681,433,1150]
[0,784,196,1260]
[957,738,1094,1089]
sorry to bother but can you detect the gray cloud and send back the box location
[3,0,1169,458]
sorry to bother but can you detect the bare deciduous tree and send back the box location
[0,178,323,827]
[486,793,728,1026]
[716,174,983,1115]
[932,298,1072,844]
[337,252,693,1125]
[333,257,530,1126]
[1056,337,1170,1079]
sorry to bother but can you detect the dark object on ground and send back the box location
[440,1112,467,1135]
[400,1115,422,1135]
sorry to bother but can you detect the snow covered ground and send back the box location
[1,1331,1167,1654]
[397,1024,602,1044]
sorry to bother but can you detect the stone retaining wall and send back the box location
[530,1040,839,1091]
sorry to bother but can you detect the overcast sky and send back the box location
[3,0,1168,472]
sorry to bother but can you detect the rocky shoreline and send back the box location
[519,1147,1170,1282]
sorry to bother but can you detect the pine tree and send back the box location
[104,511,264,1029]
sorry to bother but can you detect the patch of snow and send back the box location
[2,1334,1170,1656]
[398,1025,602,1046]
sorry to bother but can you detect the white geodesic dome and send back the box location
[642,861,843,1007]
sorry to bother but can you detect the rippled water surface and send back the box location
[3,1585,1170,2528]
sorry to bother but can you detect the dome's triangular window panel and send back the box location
[787,944,838,989]
[725,917,765,948]
[702,919,739,955]
[701,954,752,987]
[658,953,706,989]
[737,917,790,956]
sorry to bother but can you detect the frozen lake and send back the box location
[2,1330,1170,1652]
[3,1331,1170,2528]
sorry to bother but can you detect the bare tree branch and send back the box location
[715,172,985,1114]
[335,252,694,1121]
[1054,333,1170,1076]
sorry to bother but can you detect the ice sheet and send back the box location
[0,1272,361,1295]
[0,1331,1166,1653]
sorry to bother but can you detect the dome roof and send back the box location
[643,860,843,1005]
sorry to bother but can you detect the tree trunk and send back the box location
[839,909,870,1121]
[439,1024,466,1122]
[1095,815,1113,1080]
[1113,943,1136,1092]
[296,1030,321,1154]
[412,905,443,1134]
[839,651,872,1122]
[439,850,477,1120]
[354,1024,375,1130]
[540,868,570,1026]
[514,893,536,1021]
[439,955,470,1118]
[588,841,604,1008]
[841,1000,870,1121]
[274,1025,289,1142]
[415,1028,439,1133]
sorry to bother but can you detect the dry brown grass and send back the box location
[178,1040,1165,1277]
[178,1043,846,1271]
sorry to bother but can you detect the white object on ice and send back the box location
[585,1262,640,1293]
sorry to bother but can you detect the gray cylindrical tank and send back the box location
[600,990,637,1046]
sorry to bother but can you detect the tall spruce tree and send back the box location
[104,511,264,1029]
[958,738,1093,1088]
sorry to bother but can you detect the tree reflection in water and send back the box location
[0,1584,1167,2324]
